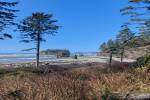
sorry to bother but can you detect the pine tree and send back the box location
[116,25,135,63]
[18,12,59,68]
[0,1,18,40]
[121,0,150,45]
[107,39,118,69]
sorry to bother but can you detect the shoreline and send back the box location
[0,56,136,69]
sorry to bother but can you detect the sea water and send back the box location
[0,53,56,64]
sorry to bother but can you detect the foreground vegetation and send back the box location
[0,62,149,100]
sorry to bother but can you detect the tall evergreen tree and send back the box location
[100,39,118,70]
[100,40,118,69]
[121,0,150,45]
[0,1,18,40]
[18,12,59,68]
[107,39,118,68]
[116,25,135,63]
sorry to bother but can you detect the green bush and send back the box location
[137,54,150,66]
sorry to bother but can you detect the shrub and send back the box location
[137,54,150,66]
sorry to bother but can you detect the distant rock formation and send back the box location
[40,49,71,58]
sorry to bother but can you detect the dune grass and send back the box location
[0,62,150,100]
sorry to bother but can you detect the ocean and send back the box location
[0,53,56,64]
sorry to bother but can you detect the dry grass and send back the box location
[0,62,150,100]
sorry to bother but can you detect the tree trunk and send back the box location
[120,48,124,63]
[36,33,40,68]
[109,51,112,70]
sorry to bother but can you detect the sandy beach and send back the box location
[0,56,136,68]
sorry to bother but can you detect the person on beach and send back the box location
[74,55,78,59]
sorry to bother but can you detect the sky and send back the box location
[0,0,129,53]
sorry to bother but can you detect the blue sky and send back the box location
[0,0,129,53]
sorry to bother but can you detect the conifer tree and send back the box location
[18,12,59,68]
[116,25,135,63]
[0,1,18,40]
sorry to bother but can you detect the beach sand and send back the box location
[0,56,136,68]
